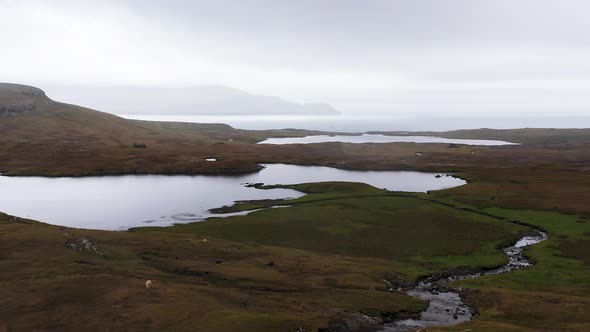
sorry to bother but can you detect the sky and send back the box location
[1,0,590,115]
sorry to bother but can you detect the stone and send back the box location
[65,237,103,256]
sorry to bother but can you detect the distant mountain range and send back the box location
[42,85,340,116]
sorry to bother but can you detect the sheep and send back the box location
[145,280,152,289]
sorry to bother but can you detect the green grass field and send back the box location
[147,183,527,280]
[136,181,590,331]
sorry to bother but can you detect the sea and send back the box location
[120,114,590,132]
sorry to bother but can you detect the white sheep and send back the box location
[145,280,152,289]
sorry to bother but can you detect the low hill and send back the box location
[0,83,235,146]
[0,84,257,176]
[0,83,326,176]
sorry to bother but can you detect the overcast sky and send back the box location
[2,0,590,115]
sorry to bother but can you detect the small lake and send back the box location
[0,164,465,230]
[259,134,516,146]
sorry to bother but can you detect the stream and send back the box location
[381,230,548,331]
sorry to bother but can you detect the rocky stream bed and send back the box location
[380,230,548,331]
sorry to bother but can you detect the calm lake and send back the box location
[0,164,465,230]
[258,134,515,145]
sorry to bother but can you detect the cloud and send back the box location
[1,0,590,114]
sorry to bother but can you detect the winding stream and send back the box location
[382,230,548,331]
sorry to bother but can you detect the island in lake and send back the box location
[1,83,590,332]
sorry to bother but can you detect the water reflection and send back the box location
[0,164,465,230]
[259,134,516,146]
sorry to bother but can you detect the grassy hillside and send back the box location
[0,84,325,176]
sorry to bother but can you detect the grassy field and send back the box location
[0,211,428,331]
[197,182,590,332]
[0,181,539,331]
[3,177,589,331]
[2,174,590,331]
[418,207,590,332]
[145,183,527,278]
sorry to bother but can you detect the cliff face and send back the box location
[0,83,48,114]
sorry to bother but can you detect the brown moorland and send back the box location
[1,83,590,331]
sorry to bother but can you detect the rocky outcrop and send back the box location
[321,312,383,332]
[0,83,47,115]
[0,83,45,97]
[0,103,37,114]
[65,237,103,256]
[383,275,414,291]
[6,215,33,224]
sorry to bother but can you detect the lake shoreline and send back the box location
[258,133,517,146]
[0,164,466,230]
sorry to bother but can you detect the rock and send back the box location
[0,84,47,115]
[133,143,147,148]
[65,237,103,256]
[383,275,413,291]
[8,216,30,224]
[324,312,383,332]
[0,103,36,114]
